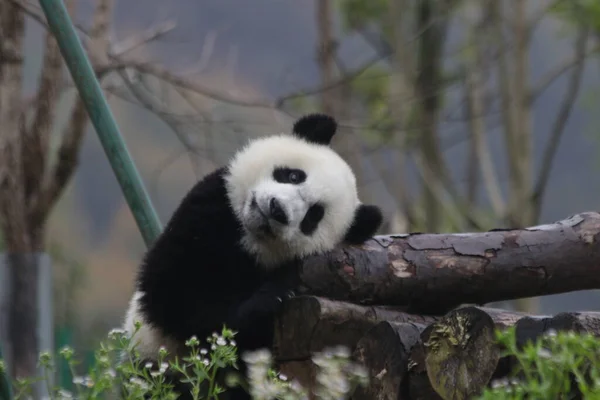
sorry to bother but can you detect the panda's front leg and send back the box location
[230,279,296,333]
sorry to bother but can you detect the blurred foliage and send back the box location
[478,327,600,399]
[337,0,388,31]
[552,0,600,31]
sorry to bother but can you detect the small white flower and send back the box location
[129,377,149,390]
[216,337,227,346]
[544,329,558,338]
[159,362,168,373]
[203,359,209,366]
[229,340,236,347]
[144,362,153,369]
[537,348,552,359]
[83,377,94,388]
[242,349,272,365]
[72,376,84,385]
[108,328,127,340]
[278,373,288,381]
[57,389,73,399]
[200,348,208,355]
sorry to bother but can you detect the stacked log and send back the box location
[272,212,600,399]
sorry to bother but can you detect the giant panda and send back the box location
[122,113,383,399]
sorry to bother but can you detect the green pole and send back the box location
[37,0,163,247]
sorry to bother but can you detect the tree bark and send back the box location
[352,321,425,400]
[297,212,600,314]
[273,296,438,392]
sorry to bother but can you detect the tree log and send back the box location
[298,212,600,313]
[272,296,438,393]
[351,321,425,400]
[422,307,500,400]
[407,307,600,400]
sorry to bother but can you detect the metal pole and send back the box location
[37,0,163,246]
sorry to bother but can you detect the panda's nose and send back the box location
[269,198,288,225]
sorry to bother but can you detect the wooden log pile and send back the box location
[272,212,600,399]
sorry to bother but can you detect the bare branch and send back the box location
[25,7,67,201]
[465,26,505,216]
[532,26,588,219]
[275,54,386,107]
[34,0,114,221]
[529,43,600,103]
[41,100,88,215]
[527,0,569,41]
[0,2,27,250]
[111,19,177,57]
[177,30,219,76]
[107,59,274,108]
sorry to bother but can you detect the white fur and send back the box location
[122,291,181,361]
[225,134,359,267]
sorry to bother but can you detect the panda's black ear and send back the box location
[343,204,383,245]
[292,113,337,146]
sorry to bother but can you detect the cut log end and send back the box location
[424,307,500,400]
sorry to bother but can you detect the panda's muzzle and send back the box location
[268,198,288,225]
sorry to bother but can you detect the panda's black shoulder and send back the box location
[136,166,265,341]
[137,166,258,296]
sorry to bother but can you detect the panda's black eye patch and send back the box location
[273,167,306,185]
[300,203,325,236]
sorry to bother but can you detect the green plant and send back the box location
[0,322,368,400]
[478,327,600,399]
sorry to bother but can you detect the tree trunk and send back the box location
[7,254,39,380]
[415,0,448,232]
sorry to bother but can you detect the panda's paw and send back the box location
[244,283,296,318]
[275,289,296,303]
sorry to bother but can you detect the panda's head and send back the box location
[225,114,383,267]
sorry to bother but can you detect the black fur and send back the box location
[272,167,306,185]
[300,203,325,236]
[292,113,337,145]
[136,167,298,400]
[344,204,383,244]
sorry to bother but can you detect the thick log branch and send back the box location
[298,212,600,314]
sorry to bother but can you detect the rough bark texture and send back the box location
[297,212,600,314]
[352,321,425,400]
[273,296,438,392]
[271,213,600,399]
[273,297,600,399]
